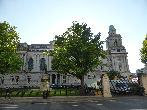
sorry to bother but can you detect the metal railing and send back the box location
[0,85,102,98]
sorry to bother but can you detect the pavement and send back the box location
[1,95,147,105]
[1,96,147,110]
[0,95,116,105]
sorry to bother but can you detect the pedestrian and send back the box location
[46,89,49,98]
[43,90,47,99]
[5,87,8,99]
[5,87,11,100]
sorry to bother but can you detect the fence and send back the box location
[0,85,102,98]
[109,79,145,96]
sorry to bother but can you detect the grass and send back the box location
[0,89,81,97]
[49,89,80,96]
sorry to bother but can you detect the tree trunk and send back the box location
[80,74,85,96]
[81,74,84,88]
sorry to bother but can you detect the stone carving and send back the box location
[40,74,50,91]
[102,74,112,97]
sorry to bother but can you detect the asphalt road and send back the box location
[0,96,147,110]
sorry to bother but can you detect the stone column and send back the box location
[21,54,23,71]
[47,56,49,71]
[23,53,26,71]
[67,75,70,84]
[55,74,57,84]
[126,57,129,72]
[141,74,147,94]
[50,73,52,84]
[60,75,63,85]
[32,55,35,72]
[39,55,41,72]
[34,54,36,72]
[123,56,126,72]
[59,74,62,85]
[25,53,28,71]
[35,54,38,72]
[37,54,40,72]
[45,55,47,70]
[49,56,51,71]
[102,74,112,97]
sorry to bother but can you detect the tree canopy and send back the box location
[106,70,120,80]
[46,21,106,87]
[0,21,23,74]
[140,34,147,64]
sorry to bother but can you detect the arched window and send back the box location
[40,58,46,71]
[119,65,122,71]
[114,40,117,46]
[28,57,33,71]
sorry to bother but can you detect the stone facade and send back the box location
[0,25,130,88]
[136,64,147,75]
[105,25,130,77]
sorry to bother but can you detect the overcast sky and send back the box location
[0,0,147,73]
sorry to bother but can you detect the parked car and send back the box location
[127,83,145,96]
[109,80,131,94]
[50,84,63,89]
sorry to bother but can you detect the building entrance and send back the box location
[52,74,56,84]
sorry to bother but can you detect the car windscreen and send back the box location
[116,83,128,88]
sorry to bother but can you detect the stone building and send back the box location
[0,25,130,88]
[104,25,130,76]
[136,64,147,75]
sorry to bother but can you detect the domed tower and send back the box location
[105,25,130,78]
[106,25,126,53]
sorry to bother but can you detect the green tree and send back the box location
[106,70,120,80]
[46,21,106,88]
[140,34,147,64]
[0,21,23,74]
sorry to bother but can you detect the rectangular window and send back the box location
[118,58,121,61]
[63,75,66,83]
[117,49,120,52]
[88,75,91,79]
[10,76,14,82]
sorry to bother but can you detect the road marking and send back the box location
[97,104,103,106]
[37,103,48,104]
[0,106,18,109]
[109,99,116,102]
[0,104,18,106]
[72,105,79,107]
[130,109,147,110]
[67,102,78,103]
[88,100,99,102]
[7,105,18,106]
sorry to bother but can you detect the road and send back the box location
[0,96,147,110]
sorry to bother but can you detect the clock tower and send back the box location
[105,25,130,77]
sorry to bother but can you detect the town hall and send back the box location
[0,25,130,88]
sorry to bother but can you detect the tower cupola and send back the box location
[108,25,116,35]
[106,25,126,53]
